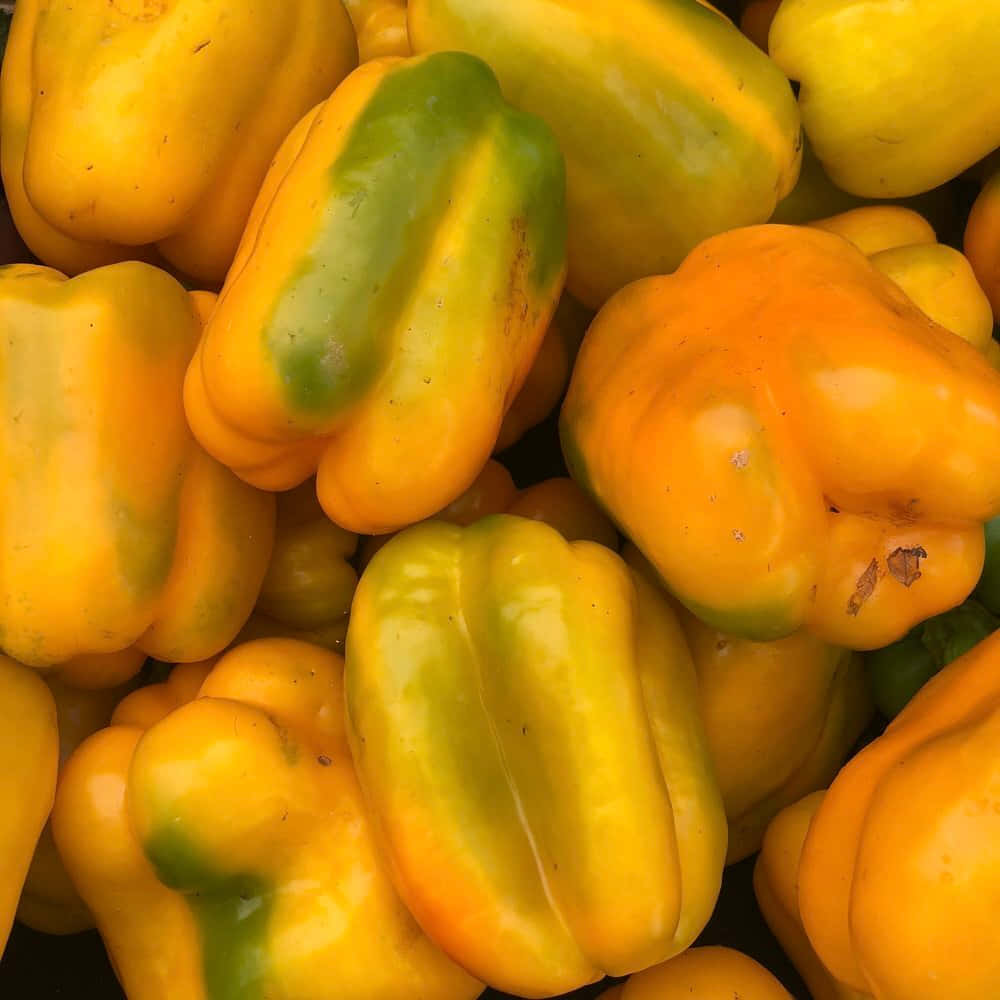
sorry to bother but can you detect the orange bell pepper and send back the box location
[562,224,1000,649]
[798,628,1000,998]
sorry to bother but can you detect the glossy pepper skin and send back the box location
[53,640,482,1000]
[343,0,410,61]
[0,0,357,283]
[408,0,801,309]
[964,166,1000,321]
[496,293,592,452]
[0,655,58,955]
[754,793,872,1000]
[562,225,1000,650]
[599,946,792,1000]
[0,263,275,679]
[237,480,358,654]
[770,0,1000,198]
[360,458,618,566]
[624,544,871,862]
[17,678,124,934]
[797,628,1000,999]
[346,515,727,997]
[185,52,567,535]
[810,207,999,363]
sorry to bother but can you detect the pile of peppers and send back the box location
[1,1,999,998]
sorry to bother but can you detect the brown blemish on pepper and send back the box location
[847,558,880,616]
[730,450,749,469]
[887,545,927,587]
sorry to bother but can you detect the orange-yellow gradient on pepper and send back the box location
[0,0,357,283]
[0,263,275,681]
[0,656,58,954]
[52,640,482,1000]
[346,515,727,997]
[409,0,801,310]
[797,628,1000,1000]
[624,544,871,862]
[17,678,125,935]
[599,946,792,1000]
[811,206,999,363]
[754,792,872,1000]
[562,224,1000,650]
[185,52,567,535]
[360,458,618,566]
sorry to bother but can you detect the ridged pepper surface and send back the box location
[185,52,567,535]
[623,544,871,862]
[0,263,275,680]
[360,458,618,566]
[53,640,482,1000]
[810,206,999,364]
[770,0,1000,197]
[754,793,871,1000]
[0,656,58,955]
[797,628,1000,999]
[562,224,1000,649]
[346,515,727,997]
[0,0,357,282]
[408,0,801,309]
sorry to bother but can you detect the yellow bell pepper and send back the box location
[0,655,58,954]
[965,166,1000,321]
[237,480,358,653]
[769,0,1000,198]
[754,792,873,1000]
[797,628,1000,999]
[346,515,727,997]
[185,52,567,535]
[808,206,937,257]
[409,0,801,309]
[0,263,275,681]
[53,639,481,1000]
[599,946,792,999]
[0,0,358,283]
[810,207,998,361]
[17,678,125,935]
[623,544,872,862]
[343,0,410,61]
[360,458,618,566]
[496,293,592,452]
[562,224,1000,649]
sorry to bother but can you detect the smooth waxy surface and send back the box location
[0,263,274,677]
[1,0,357,281]
[409,0,801,309]
[54,640,481,1000]
[186,52,567,535]
[563,224,1000,649]
[346,515,726,997]
[0,656,58,953]
[798,629,1000,999]
[770,0,1000,197]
